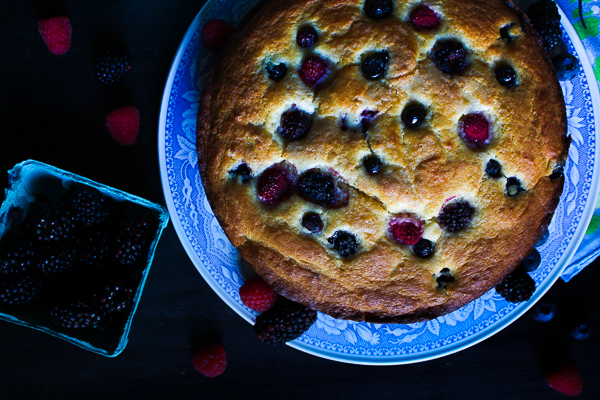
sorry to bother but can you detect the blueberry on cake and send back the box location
[197,0,568,323]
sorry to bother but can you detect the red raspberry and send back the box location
[388,216,423,245]
[201,19,233,53]
[38,16,72,55]
[298,55,330,87]
[409,5,441,30]
[459,113,491,148]
[105,106,139,146]
[545,362,583,396]
[239,277,278,312]
[192,344,227,377]
[256,163,296,205]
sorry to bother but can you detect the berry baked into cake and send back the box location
[197,0,569,323]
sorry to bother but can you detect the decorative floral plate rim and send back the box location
[158,1,600,365]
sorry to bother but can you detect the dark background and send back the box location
[0,1,598,399]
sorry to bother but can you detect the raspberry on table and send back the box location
[495,267,536,303]
[409,5,441,30]
[438,200,474,232]
[193,344,227,377]
[430,39,468,75]
[328,230,359,258]
[256,163,297,205]
[105,106,140,146]
[239,277,278,313]
[277,108,312,141]
[388,217,423,246]
[94,51,131,85]
[201,19,234,53]
[253,298,317,345]
[298,55,330,87]
[38,16,72,55]
[545,362,583,396]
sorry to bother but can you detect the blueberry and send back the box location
[436,268,454,289]
[302,212,324,234]
[363,155,382,175]
[500,23,517,43]
[430,39,468,75]
[413,239,435,258]
[485,159,503,178]
[277,108,312,141]
[328,230,359,258]
[549,164,564,181]
[401,103,427,129]
[531,302,555,322]
[506,177,525,197]
[229,163,252,183]
[553,54,579,81]
[569,322,591,340]
[495,65,517,88]
[363,0,393,20]
[296,169,348,208]
[520,248,541,272]
[438,200,474,232]
[360,109,379,132]
[297,26,318,49]
[361,51,389,80]
[266,62,287,82]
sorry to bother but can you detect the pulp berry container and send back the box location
[0,160,169,357]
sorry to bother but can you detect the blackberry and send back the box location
[296,169,349,208]
[27,204,75,243]
[63,184,110,227]
[114,208,156,266]
[93,51,131,85]
[0,235,36,275]
[495,267,536,303]
[301,212,323,234]
[266,62,287,82]
[363,0,393,20]
[401,103,427,129]
[0,274,43,308]
[328,230,359,258]
[37,243,77,275]
[485,159,503,178]
[430,39,468,75]
[413,238,435,258]
[363,155,383,175]
[526,0,562,52]
[75,230,111,268]
[93,282,135,322]
[229,163,252,183]
[277,108,312,141]
[296,26,318,48]
[48,301,104,329]
[254,298,317,344]
[495,65,518,88]
[438,200,474,232]
[361,51,389,80]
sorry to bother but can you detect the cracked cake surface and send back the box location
[196,0,569,323]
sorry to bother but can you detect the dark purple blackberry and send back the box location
[0,235,36,275]
[361,51,389,80]
[63,184,109,227]
[265,62,287,82]
[0,274,43,308]
[363,155,383,175]
[486,159,503,178]
[301,212,323,234]
[363,0,393,20]
[93,282,135,322]
[430,39,468,75]
[27,204,75,243]
[506,177,525,197]
[296,169,349,208]
[401,103,427,129]
[495,65,517,88]
[277,108,312,141]
[37,243,77,275]
[526,0,562,52]
[435,268,454,289]
[413,238,435,258]
[520,248,541,272]
[114,208,156,267]
[94,51,131,85]
[549,164,564,181]
[495,267,536,303]
[296,26,318,48]
[75,230,111,268]
[254,298,317,345]
[48,301,104,329]
[229,163,252,183]
[328,230,359,258]
[438,200,474,232]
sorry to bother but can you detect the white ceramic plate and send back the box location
[159,1,600,365]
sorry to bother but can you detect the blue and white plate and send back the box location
[159,1,600,365]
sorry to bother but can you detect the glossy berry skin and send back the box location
[301,212,324,234]
[531,302,556,322]
[388,217,423,246]
[296,26,318,48]
[430,39,468,75]
[239,277,278,312]
[401,103,427,129]
[193,345,227,377]
[545,362,583,396]
[278,108,312,141]
[266,62,287,82]
[520,248,541,272]
[459,113,491,149]
[298,55,330,87]
[485,159,503,178]
[201,19,233,53]
[495,65,517,88]
[256,163,296,205]
[438,200,474,232]
[409,5,441,30]
[495,267,536,303]
[506,177,525,197]
[48,302,104,329]
[361,51,389,80]
[553,53,579,81]
[328,231,359,258]
[296,169,349,208]
[413,239,435,258]
[363,155,382,175]
[363,0,393,19]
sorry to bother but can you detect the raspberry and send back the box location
[193,345,227,377]
[298,55,330,87]
[254,298,317,345]
[277,108,312,141]
[363,0,394,20]
[363,155,383,175]
[402,103,427,129]
[301,212,324,234]
[430,39,468,75]
[296,169,349,208]
[388,217,423,246]
[38,16,72,55]
[94,51,131,86]
[256,163,297,205]
[438,200,474,232]
[239,277,278,312]
[485,159,503,178]
[265,62,287,82]
[459,113,491,149]
[409,5,441,30]
[201,19,233,53]
[105,106,139,146]
[361,51,389,80]
[296,26,318,48]
[328,230,359,258]
[545,362,583,396]
[495,267,536,303]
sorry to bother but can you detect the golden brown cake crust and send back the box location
[197,0,569,323]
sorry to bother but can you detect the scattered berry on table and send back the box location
[409,5,441,30]
[193,344,227,377]
[569,322,591,341]
[438,200,474,232]
[296,26,318,48]
[430,39,468,75]
[531,301,556,322]
[388,216,423,246]
[545,362,583,396]
[201,19,233,53]
[328,230,359,258]
[229,163,252,183]
[361,51,389,80]
[495,267,536,303]
[48,301,104,329]
[301,212,324,234]
[266,62,287,82]
[298,55,330,87]
[520,248,541,272]
[239,277,278,313]
[296,169,349,208]
[278,107,312,141]
[526,0,562,53]
[506,177,525,197]
[363,155,383,175]
[458,113,491,149]
[363,0,393,20]
[94,51,131,85]
[401,103,427,129]
[105,106,139,146]
[413,238,435,258]
[38,16,72,55]
[495,65,518,88]
[256,163,296,205]
[553,53,579,81]
[0,273,44,308]
[485,159,503,178]
[254,298,317,345]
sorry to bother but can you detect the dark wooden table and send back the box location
[0,1,598,399]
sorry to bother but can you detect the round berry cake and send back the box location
[197,0,569,323]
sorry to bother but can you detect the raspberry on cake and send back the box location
[197,0,568,323]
